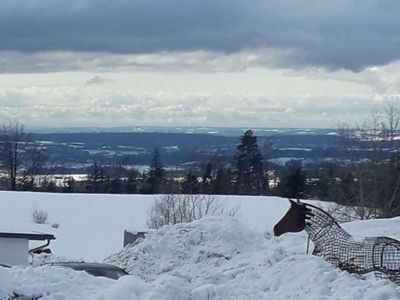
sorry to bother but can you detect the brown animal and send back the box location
[273,199,313,236]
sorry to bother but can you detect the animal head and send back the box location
[273,199,313,237]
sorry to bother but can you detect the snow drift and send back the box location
[103,216,400,299]
[1,190,400,299]
[1,216,400,299]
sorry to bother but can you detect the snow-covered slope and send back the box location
[103,216,400,300]
[0,191,289,261]
[1,191,400,299]
[1,216,400,299]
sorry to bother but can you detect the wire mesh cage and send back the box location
[304,203,400,285]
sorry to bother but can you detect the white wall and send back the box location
[0,237,29,266]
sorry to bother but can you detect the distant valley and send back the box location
[31,127,344,173]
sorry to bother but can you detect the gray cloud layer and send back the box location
[0,83,379,129]
[1,0,400,71]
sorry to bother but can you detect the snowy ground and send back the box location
[0,191,289,261]
[0,191,400,299]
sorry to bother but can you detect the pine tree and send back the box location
[201,162,213,194]
[146,148,165,194]
[87,163,107,193]
[124,170,138,194]
[181,170,200,194]
[62,176,75,193]
[233,130,265,195]
[212,166,233,194]
[109,177,122,194]
[278,164,306,200]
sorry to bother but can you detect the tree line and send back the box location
[2,99,400,219]
[0,125,271,196]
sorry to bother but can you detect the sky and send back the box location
[1,0,400,129]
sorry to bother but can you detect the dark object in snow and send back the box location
[274,199,400,285]
[123,229,151,247]
[30,248,52,255]
[11,291,41,300]
[47,262,128,280]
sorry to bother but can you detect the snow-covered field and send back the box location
[1,191,400,299]
[0,192,290,261]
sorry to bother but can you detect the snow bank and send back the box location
[104,216,400,299]
[106,216,264,277]
[0,191,288,261]
[0,265,114,299]
[1,191,400,299]
[0,268,13,299]
[1,216,400,299]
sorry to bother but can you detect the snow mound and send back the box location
[0,265,114,299]
[106,216,266,279]
[1,216,400,299]
[105,216,400,299]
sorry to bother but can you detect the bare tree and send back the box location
[0,120,48,191]
[332,105,400,219]
[21,144,49,191]
[336,122,357,158]
[147,194,240,229]
[0,120,28,190]
[383,99,400,147]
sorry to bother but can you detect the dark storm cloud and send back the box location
[1,0,400,70]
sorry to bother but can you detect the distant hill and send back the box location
[33,132,237,149]
[30,126,336,137]
[31,130,342,172]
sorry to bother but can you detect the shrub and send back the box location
[147,194,239,229]
[32,209,48,224]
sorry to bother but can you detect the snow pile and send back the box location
[0,268,13,299]
[1,189,400,299]
[106,216,267,279]
[0,191,289,261]
[1,266,112,299]
[104,216,400,299]
[0,216,400,299]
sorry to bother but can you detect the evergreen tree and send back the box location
[146,148,165,194]
[124,170,138,193]
[278,163,306,199]
[62,176,75,193]
[212,166,232,194]
[233,130,265,195]
[181,170,200,194]
[201,162,213,194]
[109,177,122,194]
[86,163,107,193]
